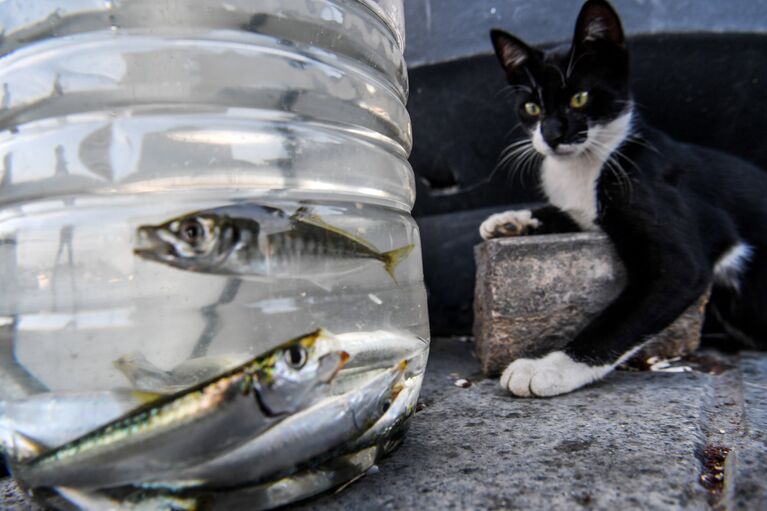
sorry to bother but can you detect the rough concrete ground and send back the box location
[2,338,765,510]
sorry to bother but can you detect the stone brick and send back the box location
[473,233,707,376]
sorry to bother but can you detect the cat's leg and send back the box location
[500,248,711,397]
[479,210,540,239]
[479,205,580,240]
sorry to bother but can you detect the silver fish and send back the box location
[133,205,414,282]
[114,353,248,394]
[114,330,427,396]
[333,330,428,371]
[55,486,199,511]
[346,376,422,454]
[0,390,158,451]
[147,359,407,489]
[60,446,379,511]
[10,330,348,490]
[204,445,379,511]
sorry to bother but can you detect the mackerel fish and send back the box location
[113,330,427,395]
[1,390,156,451]
[9,330,348,490]
[146,359,407,489]
[346,375,422,454]
[133,205,414,282]
[58,446,379,511]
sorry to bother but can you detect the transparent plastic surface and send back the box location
[0,1,426,509]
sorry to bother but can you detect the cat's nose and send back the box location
[541,119,564,149]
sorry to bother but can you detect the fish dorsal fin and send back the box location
[129,390,169,405]
[291,207,379,253]
[2,429,50,462]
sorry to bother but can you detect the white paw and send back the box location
[479,209,541,240]
[499,351,612,397]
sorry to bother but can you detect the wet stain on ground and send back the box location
[554,439,594,454]
[698,444,731,506]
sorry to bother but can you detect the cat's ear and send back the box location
[490,29,536,75]
[573,0,625,48]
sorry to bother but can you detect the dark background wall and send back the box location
[404,0,767,67]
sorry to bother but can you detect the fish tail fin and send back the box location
[381,244,414,283]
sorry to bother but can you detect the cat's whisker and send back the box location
[504,123,526,139]
[625,134,661,155]
[495,140,541,188]
[586,142,634,200]
[565,50,590,79]
[498,146,531,170]
[498,142,536,168]
[499,138,534,155]
[516,147,537,186]
[495,85,533,100]
[459,140,533,193]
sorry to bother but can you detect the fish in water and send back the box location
[0,390,159,451]
[346,375,422,455]
[133,205,414,282]
[60,446,379,511]
[54,486,200,511]
[113,330,427,395]
[209,445,380,511]
[145,359,407,490]
[8,330,348,490]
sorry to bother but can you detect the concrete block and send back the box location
[474,233,708,376]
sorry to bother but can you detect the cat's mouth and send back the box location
[531,125,589,158]
[551,144,584,157]
[534,140,588,158]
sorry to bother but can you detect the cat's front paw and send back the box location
[499,351,611,397]
[479,209,541,240]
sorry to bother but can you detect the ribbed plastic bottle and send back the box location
[0,1,427,507]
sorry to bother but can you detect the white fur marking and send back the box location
[584,18,609,42]
[500,344,645,398]
[500,45,527,69]
[536,110,633,230]
[500,351,611,397]
[479,209,540,240]
[714,242,752,291]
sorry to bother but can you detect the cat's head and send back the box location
[491,0,631,159]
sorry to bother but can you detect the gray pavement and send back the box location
[3,338,765,510]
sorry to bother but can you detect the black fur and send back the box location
[490,0,767,367]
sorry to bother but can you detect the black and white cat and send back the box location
[481,0,767,397]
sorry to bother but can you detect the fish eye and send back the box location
[523,102,541,117]
[570,91,589,109]
[382,399,392,413]
[179,219,205,245]
[284,345,307,369]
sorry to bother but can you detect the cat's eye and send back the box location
[523,102,541,117]
[570,91,589,109]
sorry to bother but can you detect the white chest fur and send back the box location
[541,156,601,230]
[537,110,634,231]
